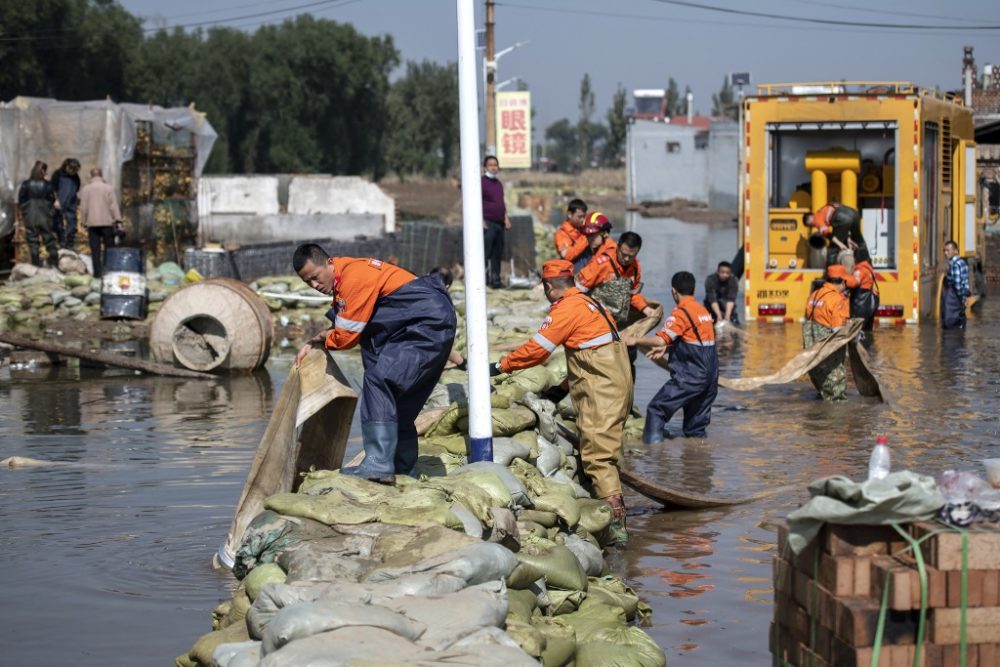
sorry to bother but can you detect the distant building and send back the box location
[625,115,738,210]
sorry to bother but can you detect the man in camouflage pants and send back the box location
[802,266,851,401]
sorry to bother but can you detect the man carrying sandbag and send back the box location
[293,244,456,483]
[491,259,633,545]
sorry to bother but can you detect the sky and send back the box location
[118,0,1000,135]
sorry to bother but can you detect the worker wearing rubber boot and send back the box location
[849,246,879,333]
[626,271,718,441]
[293,244,456,483]
[803,265,851,401]
[553,198,591,270]
[493,259,633,544]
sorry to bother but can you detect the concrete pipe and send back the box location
[150,279,274,372]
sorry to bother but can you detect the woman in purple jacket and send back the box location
[481,155,511,288]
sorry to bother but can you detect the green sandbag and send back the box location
[516,536,588,592]
[512,430,539,458]
[493,366,555,401]
[212,591,251,629]
[509,458,545,489]
[576,498,613,534]
[297,470,402,502]
[63,274,91,288]
[517,509,558,528]
[553,603,627,642]
[623,414,646,442]
[505,619,546,658]
[414,451,467,477]
[517,520,548,539]
[375,487,464,531]
[456,406,537,437]
[575,627,666,667]
[422,477,497,524]
[584,577,647,622]
[179,618,250,667]
[507,587,540,620]
[532,617,577,667]
[419,433,469,455]
[548,589,587,616]
[244,562,286,601]
[425,395,511,437]
[507,560,545,589]
[265,490,378,525]
[445,470,513,508]
[532,492,580,529]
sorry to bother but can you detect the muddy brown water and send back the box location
[0,216,997,666]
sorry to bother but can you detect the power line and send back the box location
[495,2,999,37]
[642,0,1000,30]
[776,0,992,23]
[0,0,356,43]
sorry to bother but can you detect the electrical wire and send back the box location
[642,0,1000,30]
[775,0,990,23]
[495,1,1000,37]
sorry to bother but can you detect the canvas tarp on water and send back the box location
[219,349,357,566]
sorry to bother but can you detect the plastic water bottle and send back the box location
[868,436,891,481]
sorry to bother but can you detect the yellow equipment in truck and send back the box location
[739,82,983,323]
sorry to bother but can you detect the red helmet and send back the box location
[581,211,611,234]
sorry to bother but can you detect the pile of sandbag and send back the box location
[180,374,662,666]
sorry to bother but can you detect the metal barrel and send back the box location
[100,247,148,320]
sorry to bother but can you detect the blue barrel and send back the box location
[100,247,148,320]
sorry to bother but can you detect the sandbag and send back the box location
[507,560,545,590]
[276,537,372,583]
[211,641,259,667]
[375,523,481,569]
[453,461,531,508]
[232,511,313,580]
[375,487,464,530]
[223,643,260,667]
[576,498,613,534]
[368,542,518,586]
[492,436,532,466]
[585,577,648,622]
[559,533,604,576]
[213,592,251,630]
[440,469,514,509]
[535,437,562,477]
[507,587,540,620]
[450,501,484,536]
[516,520,548,540]
[456,406,537,437]
[260,600,426,655]
[505,619,546,658]
[553,602,627,642]
[297,469,402,502]
[576,626,666,667]
[516,509,558,528]
[385,581,509,650]
[516,537,588,592]
[258,626,418,667]
[243,563,286,602]
[548,589,587,615]
[419,433,469,455]
[417,644,539,667]
[180,619,251,667]
[532,491,581,529]
[533,617,577,667]
[264,491,378,526]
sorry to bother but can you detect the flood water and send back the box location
[0,216,997,666]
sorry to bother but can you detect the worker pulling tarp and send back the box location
[217,349,356,568]
[715,318,884,402]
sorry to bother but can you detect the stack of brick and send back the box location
[772,521,1000,666]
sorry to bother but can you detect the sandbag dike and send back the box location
[178,335,662,666]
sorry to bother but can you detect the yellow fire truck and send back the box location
[739,82,982,323]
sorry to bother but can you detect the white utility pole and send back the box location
[456,0,493,463]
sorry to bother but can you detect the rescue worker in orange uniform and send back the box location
[803,265,851,401]
[293,243,456,483]
[575,216,657,322]
[553,198,592,270]
[625,271,718,442]
[491,259,633,544]
[848,245,879,332]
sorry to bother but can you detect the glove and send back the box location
[488,361,503,377]
[455,357,468,371]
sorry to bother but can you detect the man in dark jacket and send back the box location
[50,158,81,249]
[17,160,60,267]
[704,261,739,327]
[481,155,510,288]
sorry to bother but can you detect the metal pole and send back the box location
[484,0,497,156]
[456,0,493,463]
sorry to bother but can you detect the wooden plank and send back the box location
[798,643,829,667]
[912,521,1000,571]
[930,607,1000,644]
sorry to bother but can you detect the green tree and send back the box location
[666,77,681,117]
[577,73,595,169]
[384,60,459,179]
[545,118,577,172]
[603,85,627,167]
[712,76,736,118]
[0,0,143,100]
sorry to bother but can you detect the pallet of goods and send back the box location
[772,521,1000,666]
